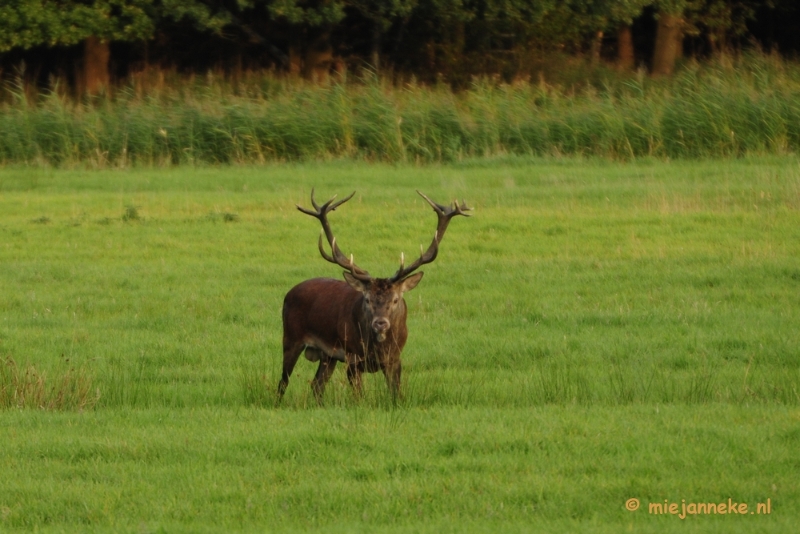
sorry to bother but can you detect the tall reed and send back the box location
[1,53,799,166]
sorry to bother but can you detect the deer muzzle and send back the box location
[372,317,390,341]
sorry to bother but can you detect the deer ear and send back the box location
[343,272,368,293]
[399,272,424,293]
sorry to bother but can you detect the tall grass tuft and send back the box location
[2,52,800,166]
[0,357,100,410]
[240,361,276,408]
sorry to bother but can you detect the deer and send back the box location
[278,189,471,403]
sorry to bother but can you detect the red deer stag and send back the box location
[278,189,471,402]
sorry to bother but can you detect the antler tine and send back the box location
[330,191,356,210]
[454,199,473,216]
[295,187,322,215]
[416,190,446,215]
[310,187,322,211]
[298,189,371,281]
[390,191,472,282]
[317,231,336,263]
[416,190,474,218]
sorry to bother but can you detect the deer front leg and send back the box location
[382,359,402,400]
[346,363,363,397]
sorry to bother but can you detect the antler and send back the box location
[297,189,372,281]
[390,190,472,282]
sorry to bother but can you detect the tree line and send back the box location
[1,1,799,93]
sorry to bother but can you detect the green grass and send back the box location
[1,158,798,409]
[2,53,800,165]
[1,405,797,533]
[0,157,799,531]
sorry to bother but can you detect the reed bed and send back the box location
[1,53,799,165]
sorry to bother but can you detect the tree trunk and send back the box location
[651,12,684,77]
[304,31,333,83]
[288,45,302,76]
[370,20,381,72]
[617,24,635,70]
[84,36,110,94]
[708,30,726,55]
[590,30,604,65]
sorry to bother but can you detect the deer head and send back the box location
[296,189,472,341]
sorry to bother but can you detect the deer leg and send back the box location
[346,363,363,397]
[382,360,402,400]
[278,341,305,400]
[311,354,337,403]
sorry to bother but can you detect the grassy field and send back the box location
[1,158,799,531]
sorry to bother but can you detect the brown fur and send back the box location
[278,273,422,402]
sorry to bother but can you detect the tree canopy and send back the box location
[1,0,798,88]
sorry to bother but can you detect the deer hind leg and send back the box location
[311,354,337,403]
[278,341,305,400]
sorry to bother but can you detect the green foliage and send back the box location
[349,0,417,29]
[159,0,234,33]
[684,0,761,51]
[0,0,791,88]
[1,54,799,164]
[268,0,346,25]
[654,0,689,15]
[564,0,652,34]
[0,0,155,51]
[0,0,349,53]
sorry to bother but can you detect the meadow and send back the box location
[1,158,799,532]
